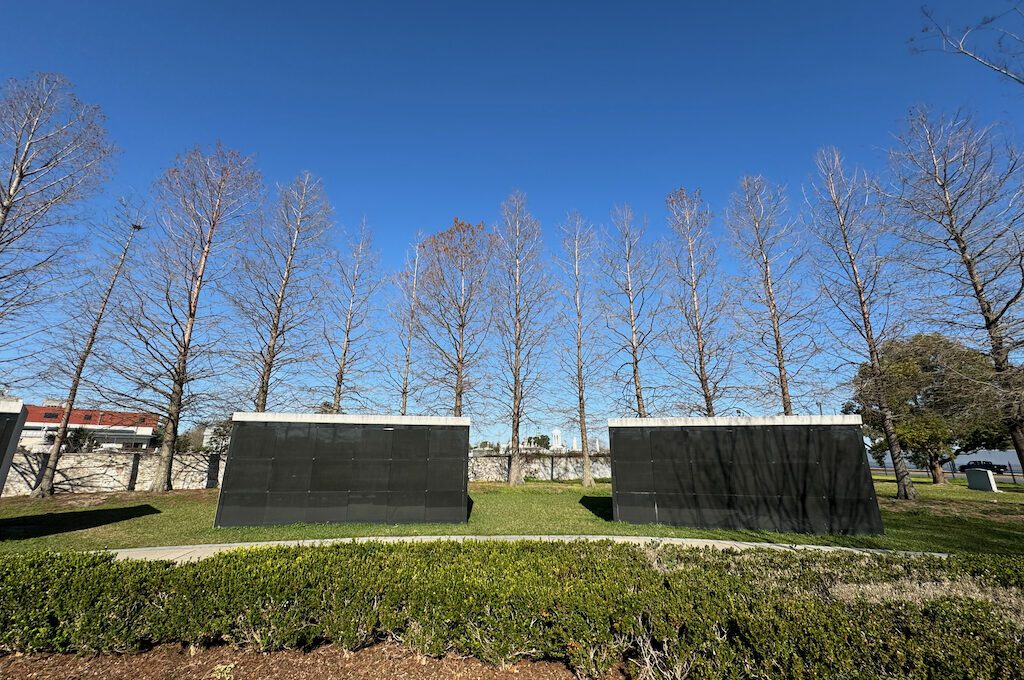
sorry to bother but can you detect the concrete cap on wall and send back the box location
[231,412,471,427]
[0,398,24,414]
[607,415,863,428]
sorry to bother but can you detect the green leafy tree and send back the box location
[847,334,1010,483]
[200,420,232,458]
[62,427,96,453]
[525,434,551,449]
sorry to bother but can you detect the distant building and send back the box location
[18,401,159,453]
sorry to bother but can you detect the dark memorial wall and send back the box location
[215,415,470,527]
[0,401,28,496]
[609,417,883,535]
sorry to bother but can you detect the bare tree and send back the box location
[231,172,332,412]
[888,109,1024,472]
[0,73,114,363]
[417,218,493,417]
[602,205,661,417]
[919,5,1024,87]
[494,191,551,486]
[664,187,733,416]
[324,221,382,413]
[31,210,141,497]
[104,145,261,492]
[727,176,815,415]
[558,211,600,486]
[808,149,917,500]
[392,236,423,416]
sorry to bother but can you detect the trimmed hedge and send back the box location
[1,542,1022,679]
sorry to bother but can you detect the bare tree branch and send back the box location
[663,187,735,417]
[493,191,551,485]
[99,145,261,491]
[416,218,493,417]
[556,211,600,485]
[808,148,917,500]
[389,235,424,416]
[727,176,816,415]
[918,5,1024,87]
[887,108,1024,471]
[322,220,383,414]
[0,73,114,370]
[31,202,142,497]
[601,205,662,417]
[229,171,332,412]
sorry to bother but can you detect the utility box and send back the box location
[0,398,28,497]
[608,416,883,535]
[215,413,470,527]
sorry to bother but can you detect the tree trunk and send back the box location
[151,242,209,491]
[946,203,1024,480]
[579,406,592,487]
[577,330,593,487]
[453,368,463,418]
[331,340,349,414]
[32,224,138,497]
[838,215,916,501]
[508,382,524,486]
[618,241,651,417]
[254,312,283,413]
[151,374,184,492]
[880,407,916,500]
[254,231,297,413]
[686,232,716,417]
[761,259,793,416]
[254,375,270,413]
[1009,422,1024,474]
[508,435,523,485]
[930,460,947,485]
[453,316,466,417]
[398,247,420,416]
[330,296,357,413]
[626,268,648,418]
[33,362,87,497]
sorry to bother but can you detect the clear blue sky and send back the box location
[2,1,1020,270]
[4,2,1024,444]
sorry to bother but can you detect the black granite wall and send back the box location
[0,408,27,494]
[609,423,883,534]
[215,420,469,527]
[0,413,21,456]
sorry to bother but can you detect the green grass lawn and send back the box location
[1,478,1022,555]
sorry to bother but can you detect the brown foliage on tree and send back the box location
[416,218,493,417]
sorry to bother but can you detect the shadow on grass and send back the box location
[0,505,160,540]
[579,496,613,521]
[467,496,474,521]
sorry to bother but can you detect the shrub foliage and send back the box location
[0,542,1021,678]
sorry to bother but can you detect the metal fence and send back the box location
[869,463,1022,485]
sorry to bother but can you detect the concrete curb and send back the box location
[108,534,948,563]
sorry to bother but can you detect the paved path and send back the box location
[110,535,946,562]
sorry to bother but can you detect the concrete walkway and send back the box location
[110,534,946,563]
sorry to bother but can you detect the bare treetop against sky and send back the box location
[2,1,1017,275]
[2,3,1023,455]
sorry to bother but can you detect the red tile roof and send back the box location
[25,405,159,428]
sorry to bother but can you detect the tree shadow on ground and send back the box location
[579,496,613,521]
[0,505,160,540]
